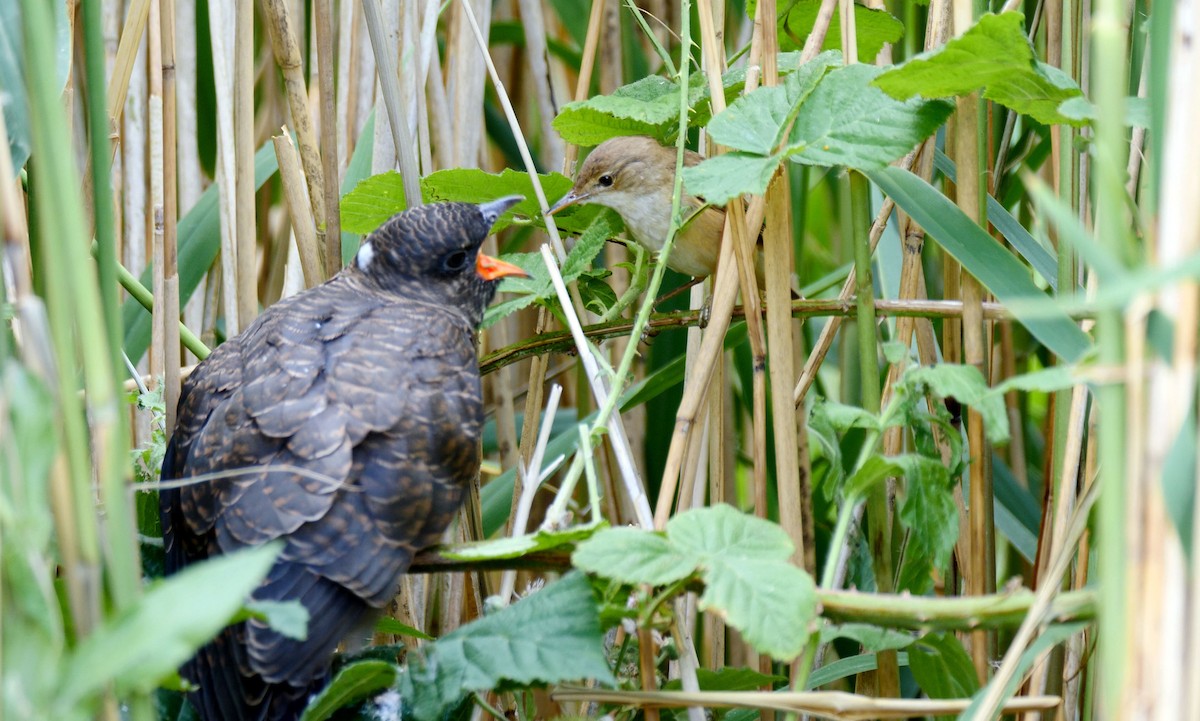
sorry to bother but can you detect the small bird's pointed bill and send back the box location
[478,195,524,226]
[476,253,528,281]
[547,190,581,216]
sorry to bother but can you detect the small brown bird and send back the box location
[548,136,727,280]
[160,197,526,721]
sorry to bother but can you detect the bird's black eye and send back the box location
[598,174,613,187]
[441,249,471,273]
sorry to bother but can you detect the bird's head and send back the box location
[547,136,676,220]
[351,197,527,324]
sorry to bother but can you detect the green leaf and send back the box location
[704,52,840,155]
[122,142,279,363]
[812,400,882,433]
[571,528,698,585]
[820,623,916,652]
[933,149,1060,290]
[374,617,434,641]
[57,543,282,706]
[784,63,953,169]
[443,521,607,561]
[339,112,376,264]
[575,505,817,660]
[681,152,785,206]
[843,455,903,503]
[552,74,709,146]
[239,600,309,641]
[805,652,910,690]
[777,0,904,62]
[908,633,980,699]
[398,573,615,721]
[338,170,408,234]
[340,168,565,235]
[663,666,786,691]
[893,456,958,595]
[299,660,398,721]
[866,165,1092,362]
[873,12,1086,127]
[904,364,1009,443]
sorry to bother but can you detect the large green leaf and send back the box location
[685,62,952,205]
[398,573,614,721]
[574,505,818,660]
[873,12,1086,127]
[552,74,710,146]
[776,0,904,62]
[866,165,1092,362]
[121,142,279,363]
[57,543,281,707]
[909,633,980,699]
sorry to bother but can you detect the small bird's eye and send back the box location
[598,174,613,187]
[441,250,470,273]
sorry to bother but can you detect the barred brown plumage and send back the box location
[159,197,526,721]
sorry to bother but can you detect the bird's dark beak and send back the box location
[476,253,528,281]
[547,190,582,216]
[478,195,525,227]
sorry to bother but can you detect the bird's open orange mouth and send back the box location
[476,253,528,280]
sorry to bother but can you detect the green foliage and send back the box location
[396,573,614,721]
[908,633,980,699]
[820,623,916,652]
[873,12,1087,127]
[57,543,281,712]
[866,165,1092,362]
[300,661,398,721]
[130,385,167,486]
[339,167,595,236]
[776,0,904,62]
[442,519,607,561]
[685,59,953,204]
[574,505,819,660]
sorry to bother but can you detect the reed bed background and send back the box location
[1,0,1196,719]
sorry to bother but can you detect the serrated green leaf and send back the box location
[577,506,817,660]
[873,12,1086,127]
[705,52,841,155]
[893,456,958,595]
[778,0,904,62]
[681,151,784,206]
[398,573,615,721]
[904,364,1009,443]
[552,75,709,146]
[666,504,795,560]
[785,63,954,169]
[443,520,607,561]
[572,528,698,585]
[57,544,282,706]
[820,623,917,652]
[700,558,816,660]
[299,660,398,721]
[909,633,980,699]
[338,170,408,234]
[866,165,1092,362]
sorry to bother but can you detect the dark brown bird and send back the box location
[160,197,527,721]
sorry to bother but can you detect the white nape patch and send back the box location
[356,241,375,270]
